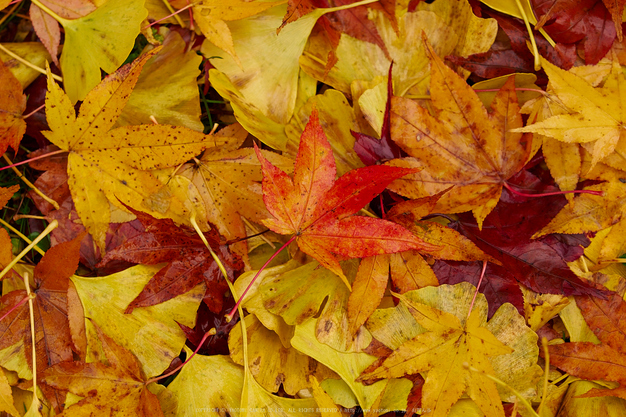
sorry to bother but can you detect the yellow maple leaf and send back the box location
[41,49,215,250]
[515,55,626,169]
[31,0,148,102]
[358,291,513,417]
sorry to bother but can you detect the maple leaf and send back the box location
[534,181,626,264]
[533,0,616,65]
[358,288,514,417]
[42,48,215,250]
[438,170,608,314]
[41,323,165,416]
[388,36,532,228]
[0,59,27,157]
[548,291,626,400]
[98,206,243,314]
[0,232,85,410]
[515,55,626,169]
[255,108,435,288]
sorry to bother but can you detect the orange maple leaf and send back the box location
[388,36,533,228]
[255,108,436,288]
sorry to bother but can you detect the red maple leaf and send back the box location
[98,208,243,314]
[436,169,608,316]
[255,108,436,288]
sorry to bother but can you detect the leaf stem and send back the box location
[226,234,297,322]
[23,271,41,414]
[2,154,60,210]
[0,149,66,172]
[0,218,46,256]
[23,103,45,119]
[463,362,539,417]
[473,87,548,96]
[514,0,541,71]
[143,2,195,30]
[503,181,603,198]
[537,337,550,415]
[0,294,29,323]
[0,220,58,281]
[0,43,63,82]
[466,261,487,323]
[159,0,186,28]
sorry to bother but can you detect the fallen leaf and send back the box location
[515,55,626,168]
[388,38,532,227]
[167,346,244,415]
[115,29,203,131]
[533,0,616,65]
[98,206,243,314]
[0,42,51,88]
[0,59,26,157]
[548,291,626,399]
[228,314,312,395]
[41,323,165,416]
[55,0,148,102]
[359,283,541,417]
[256,109,434,288]
[442,172,607,313]
[70,264,203,378]
[42,48,214,250]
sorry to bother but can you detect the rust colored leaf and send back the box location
[256,108,435,288]
[548,292,626,399]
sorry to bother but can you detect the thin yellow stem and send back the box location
[0,220,58,281]
[537,337,550,415]
[159,0,186,28]
[359,208,379,218]
[188,210,250,385]
[464,363,539,417]
[189,211,230,285]
[23,272,41,414]
[13,215,46,221]
[0,218,46,256]
[0,43,62,82]
[514,0,541,71]
[3,154,60,210]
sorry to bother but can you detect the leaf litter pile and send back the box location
[3,0,626,416]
